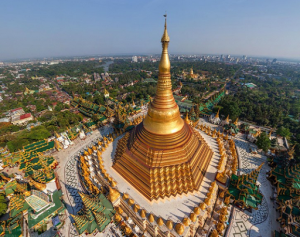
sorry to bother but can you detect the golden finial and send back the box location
[161,13,170,43]
[159,14,171,74]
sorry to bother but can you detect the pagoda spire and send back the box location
[143,15,184,134]
[225,115,229,123]
[215,108,220,118]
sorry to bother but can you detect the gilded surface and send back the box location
[113,17,213,201]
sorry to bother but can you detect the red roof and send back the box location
[20,113,32,120]
[11,107,23,112]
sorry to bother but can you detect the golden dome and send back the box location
[157,217,164,226]
[219,214,227,222]
[133,204,140,212]
[123,193,129,200]
[108,187,120,203]
[125,226,132,235]
[166,220,173,230]
[199,202,206,210]
[128,199,135,206]
[148,213,155,223]
[193,207,200,215]
[182,217,190,226]
[190,213,197,222]
[210,229,219,237]
[140,209,146,218]
[111,180,117,187]
[117,206,123,214]
[217,222,225,233]
[175,223,184,235]
[115,213,122,222]
[204,197,211,206]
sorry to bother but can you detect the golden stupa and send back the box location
[113,16,213,201]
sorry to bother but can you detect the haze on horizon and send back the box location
[1,0,300,61]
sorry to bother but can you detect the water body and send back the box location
[102,61,114,72]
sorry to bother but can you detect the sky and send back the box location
[1,0,300,61]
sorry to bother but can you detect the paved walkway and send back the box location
[226,134,279,237]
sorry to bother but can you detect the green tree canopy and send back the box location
[277,126,291,138]
[256,132,271,153]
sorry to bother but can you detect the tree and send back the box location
[0,194,8,216]
[277,126,291,138]
[256,132,271,153]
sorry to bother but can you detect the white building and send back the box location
[132,56,138,63]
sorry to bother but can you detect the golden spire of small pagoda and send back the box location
[215,108,220,118]
[234,117,238,125]
[225,115,229,123]
[184,111,190,124]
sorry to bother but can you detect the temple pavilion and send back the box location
[227,164,263,210]
[71,192,115,235]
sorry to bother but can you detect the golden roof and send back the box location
[166,220,173,230]
[175,223,184,235]
[108,187,120,203]
[28,177,46,191]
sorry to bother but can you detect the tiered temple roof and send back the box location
[71,192,115,235]
[18,140,57,183]
[228,164,263,210]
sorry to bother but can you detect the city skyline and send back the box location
[1,0,300,61]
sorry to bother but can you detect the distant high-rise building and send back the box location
[220,54,224,59]
[132,56,138,63]
[242,55,247,60]
[272,58,277,63]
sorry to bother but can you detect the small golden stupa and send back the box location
[113,16,213,201]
